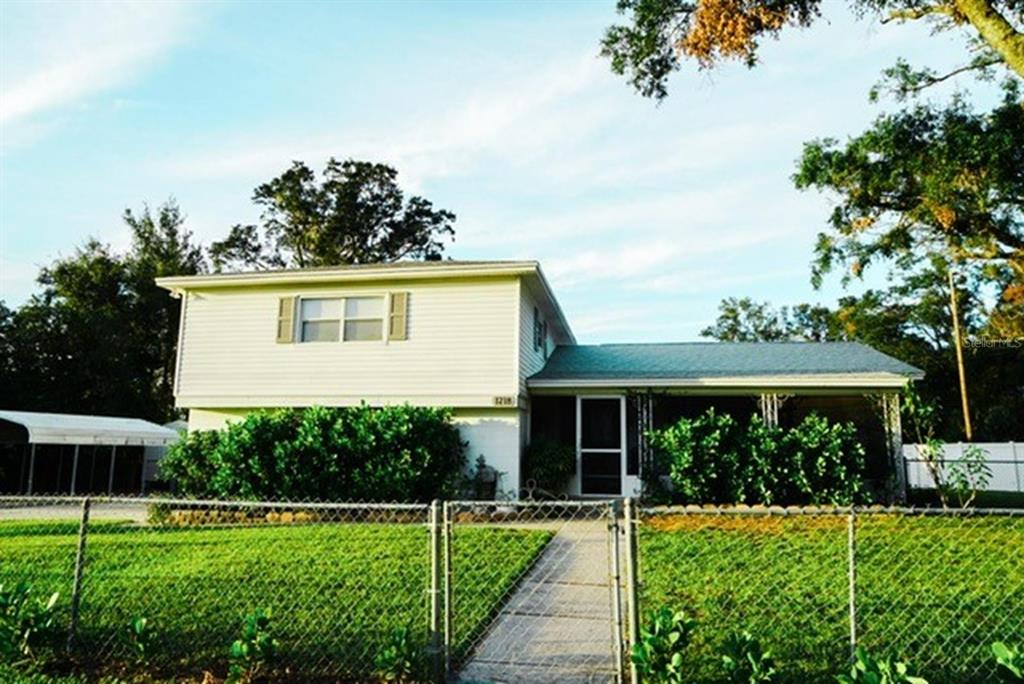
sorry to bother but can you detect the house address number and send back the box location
[492,396,516,407]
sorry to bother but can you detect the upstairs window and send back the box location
[300,298,341,342]
[298,296,385,342]
[343,296,384,341]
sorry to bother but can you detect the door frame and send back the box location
[575,395,627,497]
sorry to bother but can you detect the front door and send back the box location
[577,396,625,496]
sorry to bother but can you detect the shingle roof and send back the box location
[529,342,923,381]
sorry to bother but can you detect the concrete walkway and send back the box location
[457,520,621,683]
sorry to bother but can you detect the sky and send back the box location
[0,0,978,342]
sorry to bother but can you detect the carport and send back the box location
[0,410,180,495]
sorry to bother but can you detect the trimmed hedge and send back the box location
[646,408,867,505]
[161,405,466,501]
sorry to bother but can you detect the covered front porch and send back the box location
[523,342,922,500]
[527,389,904,499]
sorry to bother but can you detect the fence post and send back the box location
[67,496,91,654]
[442,501,453,681]
[623,497,640,684]
[429,500,443,683]
[847,506,857,662]
[608,500,625,681]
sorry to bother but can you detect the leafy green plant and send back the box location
[161,404,467,502]
[631,606,697,684]
[720,631,776,683]
[374,625,423,682]
[0,583,60,664]
[993,642,1024,682]
[645,408,866,505]
[127,616,151,663]
[226,610,278,684]
[523,439,576,496]
[836,647,928,684]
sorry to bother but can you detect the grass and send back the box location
[639,512,1024,684]
[1,516,552,680]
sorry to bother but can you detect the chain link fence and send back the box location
[633,505,1024,684]
[1,495,433,680]
[4,496,1023,683]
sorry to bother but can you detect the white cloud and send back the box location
[159,52,614,184]
[0,1,197,129]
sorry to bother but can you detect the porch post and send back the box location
[26,443,36,495]
[107,445,117,494]
[69,444,80,495]
[883,393,906,503]
[759,393,779,428]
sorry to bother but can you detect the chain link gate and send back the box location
[442,499,626,683]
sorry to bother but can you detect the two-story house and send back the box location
[157,260,922,499]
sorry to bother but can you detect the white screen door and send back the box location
[577,396,625,496]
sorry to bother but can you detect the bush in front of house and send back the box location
[646,408,866,505]
[523,439,576,496]
[160,405,466,502]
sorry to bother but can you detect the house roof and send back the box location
[155,259,576,344]
[0,410,182,446]
[528,342,923,389]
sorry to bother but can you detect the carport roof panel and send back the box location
[0,410,181,446]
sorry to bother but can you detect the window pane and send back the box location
[302,320,340,342]
[345,296,383,319]
[344,319,383,341]
[580,399,621,449]
[301,298,341,320]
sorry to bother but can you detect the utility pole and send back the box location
[947,263,973,440]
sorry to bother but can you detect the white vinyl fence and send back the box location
[904,442,1024,493]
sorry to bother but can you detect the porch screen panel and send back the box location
[580,399,620,448]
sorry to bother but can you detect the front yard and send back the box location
[640,512,1024,684]
[1,517,552,680]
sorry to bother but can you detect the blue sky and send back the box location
[0,1,975,341]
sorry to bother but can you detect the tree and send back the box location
[702,258,1024,440]
[795,87,1024,324]
[699,297,839,341]
[209,159,456,271]
[0,200,204,422]
[601,0,1024,100]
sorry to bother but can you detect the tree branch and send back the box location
[953,0,1024,79]
[882,4,956,23]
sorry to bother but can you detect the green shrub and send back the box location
[993,642,1024,682]
[720,631,777,683]
[836,647,928,684]
[161,405,466,502]
[0,583,60,664]
[524,439,576,495]
[645,408,866,505]
[631,606,697,684]
[226,610,278,684]
[374,625,424,682]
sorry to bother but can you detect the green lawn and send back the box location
[639,512,1024,684]
[1,517,552,680]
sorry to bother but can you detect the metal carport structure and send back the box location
[0,410,180,495]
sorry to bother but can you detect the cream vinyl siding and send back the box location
[517,285,553,395]
[176,277,519,407]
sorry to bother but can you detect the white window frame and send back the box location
[296,294,388,344]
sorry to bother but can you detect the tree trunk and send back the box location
[954,0,1024,80]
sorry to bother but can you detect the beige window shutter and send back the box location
[389,292,408,341]
[276,296,298,343]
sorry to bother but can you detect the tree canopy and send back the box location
[209,159,456,271]
[0,200,204,422]
[602,0,1024,100]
